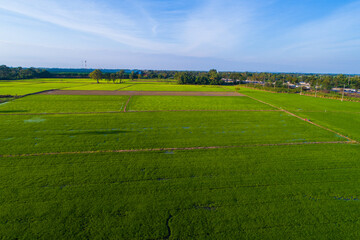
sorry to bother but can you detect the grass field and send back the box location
[1,79,360,239]
[0,95,129,113]
[0,111,344,156]
[127,95,276,111]
[1,144,360,239]
[0,81,89,95]
[63,83,134,91]
[240,88,360,112]
[240,88,360,141]
[0,79,230,95]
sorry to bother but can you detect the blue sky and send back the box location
[0,0,360,73]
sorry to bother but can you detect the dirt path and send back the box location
[123,96,132,112]
[0,141,352,158]
[41,90,245,97]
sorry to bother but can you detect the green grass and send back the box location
[127,95,276,111]
[0,111,345,155]
[241,88,360,112]
[296,112,360,142]
[0,82,90,95]
[7,78,94,83]
[240,88,360,141]
[1,144,360,239]
[1,79,232,94]
[63,83,133,91]
[1,81,360,239]
[0,95,129,114]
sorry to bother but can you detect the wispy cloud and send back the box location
[1,0,360,72]
[0,0,255,56]
[177,0,254,56]
[0,0,176,51]
[273,1,360,58]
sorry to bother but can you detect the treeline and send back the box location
[0,65,91,79]
[0,65,51,80]
[89,69,147,83]
[174,71,360,89]
[175,69,224,85]
[2,64,360,89]
[226,72,360,90]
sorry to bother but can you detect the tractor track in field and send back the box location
[0,109,282,115]
[115,84,136,91]
[241,93,358,144]
[123,96,132,112]
[0,141,354,158]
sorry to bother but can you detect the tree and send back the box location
[129,71,135,81]
[103,73,111,83]
[208,69,222,85]
[117,70,125,84]
[89,69,102,84]
[110,73,117,84]
[322,76,332,90]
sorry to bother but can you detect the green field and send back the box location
[0,79,230,95]
[0,95,129,113]
[63,83,134,91]
[127,95,276,111]
[241,88,360,112]
[1,145,360,239]
[0,111,344,155]
[0,81,89,95]
[241,88,360,141]
[1,79,360,239]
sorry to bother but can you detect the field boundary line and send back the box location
[298,111,360,114]
[0,109,282,115]
[242,93,358,143]
[59,83,95,91]
[0,141,353,158]
[123,96,132,112]
[128,109,281,113]
[116,84,136,91]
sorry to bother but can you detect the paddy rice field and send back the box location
[0,79,360,239]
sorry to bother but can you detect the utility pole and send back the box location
[288,77,290,90]
[315,78,319,98]
[342,84,345,102]
[274,76,276,89]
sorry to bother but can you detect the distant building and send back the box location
[331,88,342,92]
[222,78,235,83]
[243,79,264,85]
[285,82,297,89]
[298,82,311,90]
[331,88,357,93]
